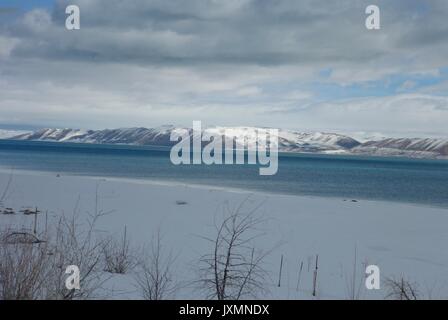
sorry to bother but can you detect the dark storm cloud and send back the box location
[5,0,446,69]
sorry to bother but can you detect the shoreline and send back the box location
[1,165,447,211]
[2,138,448,162]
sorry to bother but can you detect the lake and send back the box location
[0,140,447,207]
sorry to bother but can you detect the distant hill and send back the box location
[9,126,448,159]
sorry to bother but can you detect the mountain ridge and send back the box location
[8,127,448,159]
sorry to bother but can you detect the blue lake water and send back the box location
[0,140,447,208]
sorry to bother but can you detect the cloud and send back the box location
[0,36,19,58]
[293,94,448,135]
[236,86,262,97]
[0,0,447,135]
[6,0,448,73]
[397,80,417,92]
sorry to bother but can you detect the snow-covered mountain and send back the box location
[10,126,360,153]
[352,138,448,158]
[0,129,31,139]
[8,127,448,158]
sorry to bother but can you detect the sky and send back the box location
[0,0,448,137]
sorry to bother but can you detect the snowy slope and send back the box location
[353,138,448,158]
[11,126,361,153]
[0,129,31,139]
[9,127,448,158]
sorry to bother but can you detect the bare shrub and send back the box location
[2,231,43,244]
[344,246,365,300]
[134,230,177,300]
[197,198,270,300]
[0,239,50,300]
[385,276,420,300]
[103,226,135,274]
[42,210,110,299]
[0,188,112,299]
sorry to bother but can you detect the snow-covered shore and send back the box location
[1,170,448,299]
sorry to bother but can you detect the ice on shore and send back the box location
[1,170,448,299]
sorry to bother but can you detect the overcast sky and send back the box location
[0,0,447,136]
